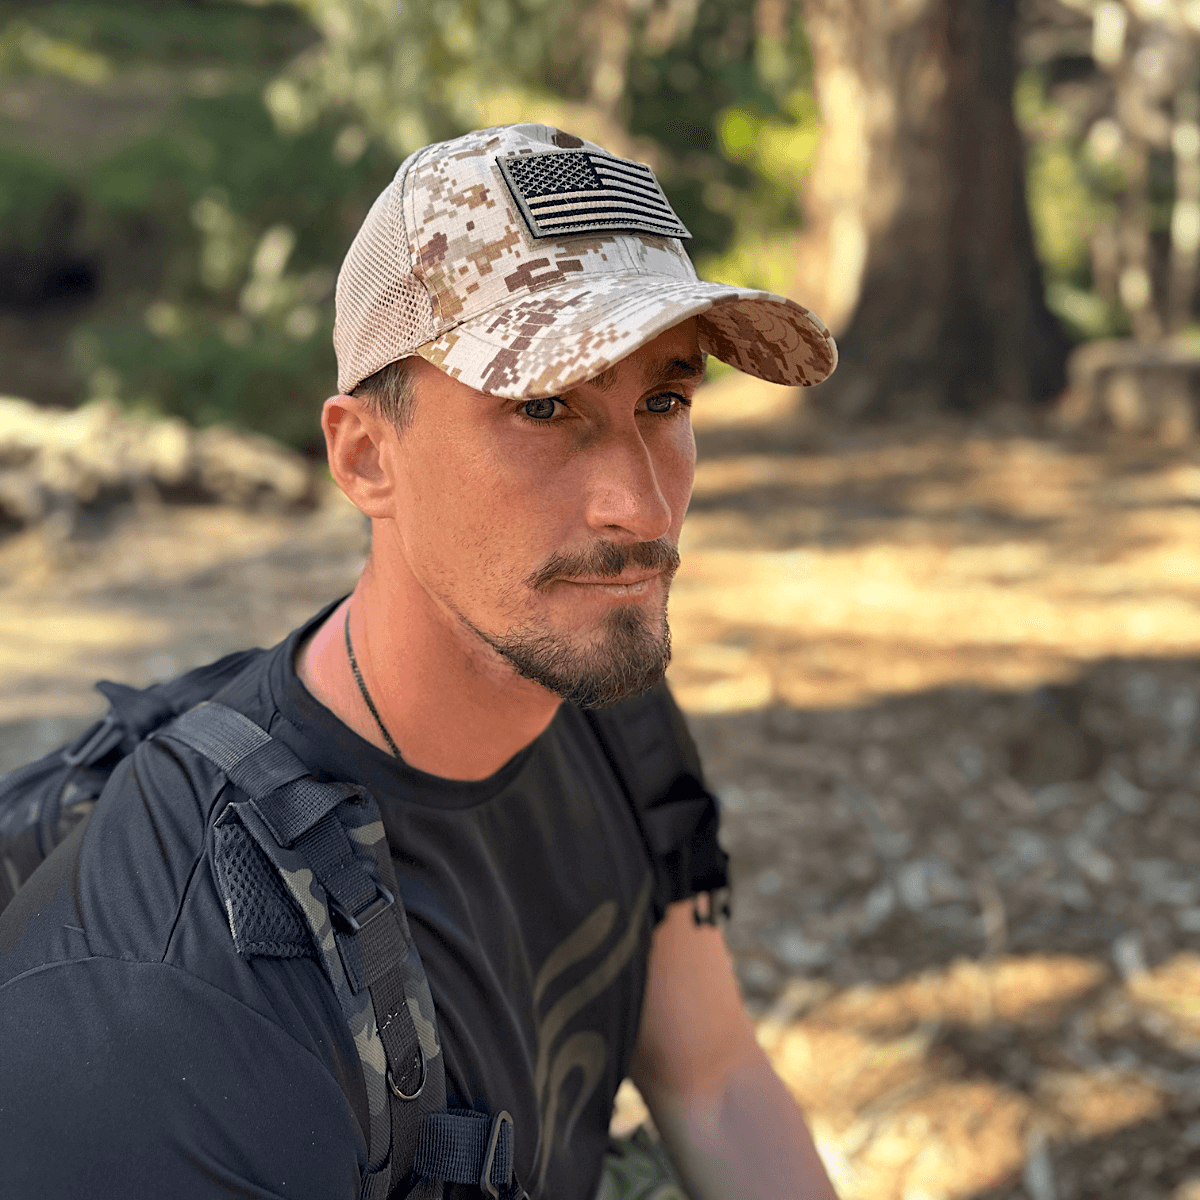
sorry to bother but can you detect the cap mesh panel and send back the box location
[334,158,437,394]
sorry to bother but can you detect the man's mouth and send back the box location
[558,569,663,587]
[528,538,681,593]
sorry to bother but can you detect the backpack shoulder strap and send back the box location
[162,701,434,1195]
[582,684,730,924]
[162,702,527,1200]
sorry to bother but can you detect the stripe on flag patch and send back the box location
[497,151,692,241]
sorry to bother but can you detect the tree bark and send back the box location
[793,0,1069,416]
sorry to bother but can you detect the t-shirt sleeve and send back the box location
[591,683,730,922]
[0,956,363,1199]
[645,683,730,910]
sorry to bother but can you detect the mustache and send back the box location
[527,538,681,591]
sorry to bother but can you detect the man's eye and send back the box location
[519,396,560,422]
[645,392,689,414]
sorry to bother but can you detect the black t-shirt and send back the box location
[0,603,726,1199]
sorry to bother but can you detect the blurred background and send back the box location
[4,1,1200,1197]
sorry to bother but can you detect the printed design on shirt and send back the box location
[530,873,653,1192]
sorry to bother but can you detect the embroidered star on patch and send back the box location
[497,151,692,241]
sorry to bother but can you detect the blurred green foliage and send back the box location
[3,2,1151,443]
[1014,65,1181,344]
[0,0,820,447]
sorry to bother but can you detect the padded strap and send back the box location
[163,702,435,1195]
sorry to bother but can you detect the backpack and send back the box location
[0,648,726,1199]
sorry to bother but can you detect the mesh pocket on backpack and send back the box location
[213,820,313,958]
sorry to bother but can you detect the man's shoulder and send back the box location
[0,687,368,1126]
[0,635,292,986]
[0,726,239,985]
[574,680,727,915]
[0,942,363,1198]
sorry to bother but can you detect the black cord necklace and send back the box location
[343,606,403,759]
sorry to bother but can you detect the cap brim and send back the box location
[412,273,837,399]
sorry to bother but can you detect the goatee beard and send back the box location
[475,602,673,709]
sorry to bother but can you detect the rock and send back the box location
[1100,766,1149,814]
[1022,1125,1057,1200]
[897,860,932,911]
[860,882,897,933]
[133,417,192,486]
[737,956,780,994]
[195,426,311,507]
[0,396,313,523]
[1113,931,1148,980]
[896,856,972,913]
[1034,782,1084,815]
[756,868,783,895]
[0,467,45,524]
[1065,834,1117,885]
[1130,860,1200,908]
[773,928,831,970]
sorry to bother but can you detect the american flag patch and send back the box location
[497,151,691,241]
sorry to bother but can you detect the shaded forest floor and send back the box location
[4,385,1200,1199]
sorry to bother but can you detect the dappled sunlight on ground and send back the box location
[0,483,367,730]
[615,952,1200,1199]
[758,953,1183,1200]
[668,416,1200,714]
[6,381,1200,1196]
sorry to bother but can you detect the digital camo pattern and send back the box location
[334,122,836,398]
[418,272,835,399]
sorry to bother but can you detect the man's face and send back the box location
[382,319,703,708]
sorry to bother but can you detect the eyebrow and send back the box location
[588,355,707,393]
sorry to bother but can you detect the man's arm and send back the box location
[0,957,365,1199]
[630,898,838,1200]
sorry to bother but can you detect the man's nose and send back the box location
[581,425,675,544]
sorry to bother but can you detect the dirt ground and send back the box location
[5,376,1200,1199]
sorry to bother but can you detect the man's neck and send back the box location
[296,559,563,782]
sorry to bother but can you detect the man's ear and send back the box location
[322,394,399,518]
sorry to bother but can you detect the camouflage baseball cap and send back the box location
[334,123,836,399]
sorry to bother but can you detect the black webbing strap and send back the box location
[358,814,441,1200]
[67,649,269,768]
[163,703,431,1196]
[414,1110,526,1200]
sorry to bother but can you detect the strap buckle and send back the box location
[62,713,121,767]
[330,884,395,933]
[692,887,731,927]
[479,1110,513,1199]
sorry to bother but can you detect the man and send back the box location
[0,124,837,1199]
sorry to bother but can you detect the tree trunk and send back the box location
[793,0,1069,417]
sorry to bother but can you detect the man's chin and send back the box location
[482,605,673,709]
